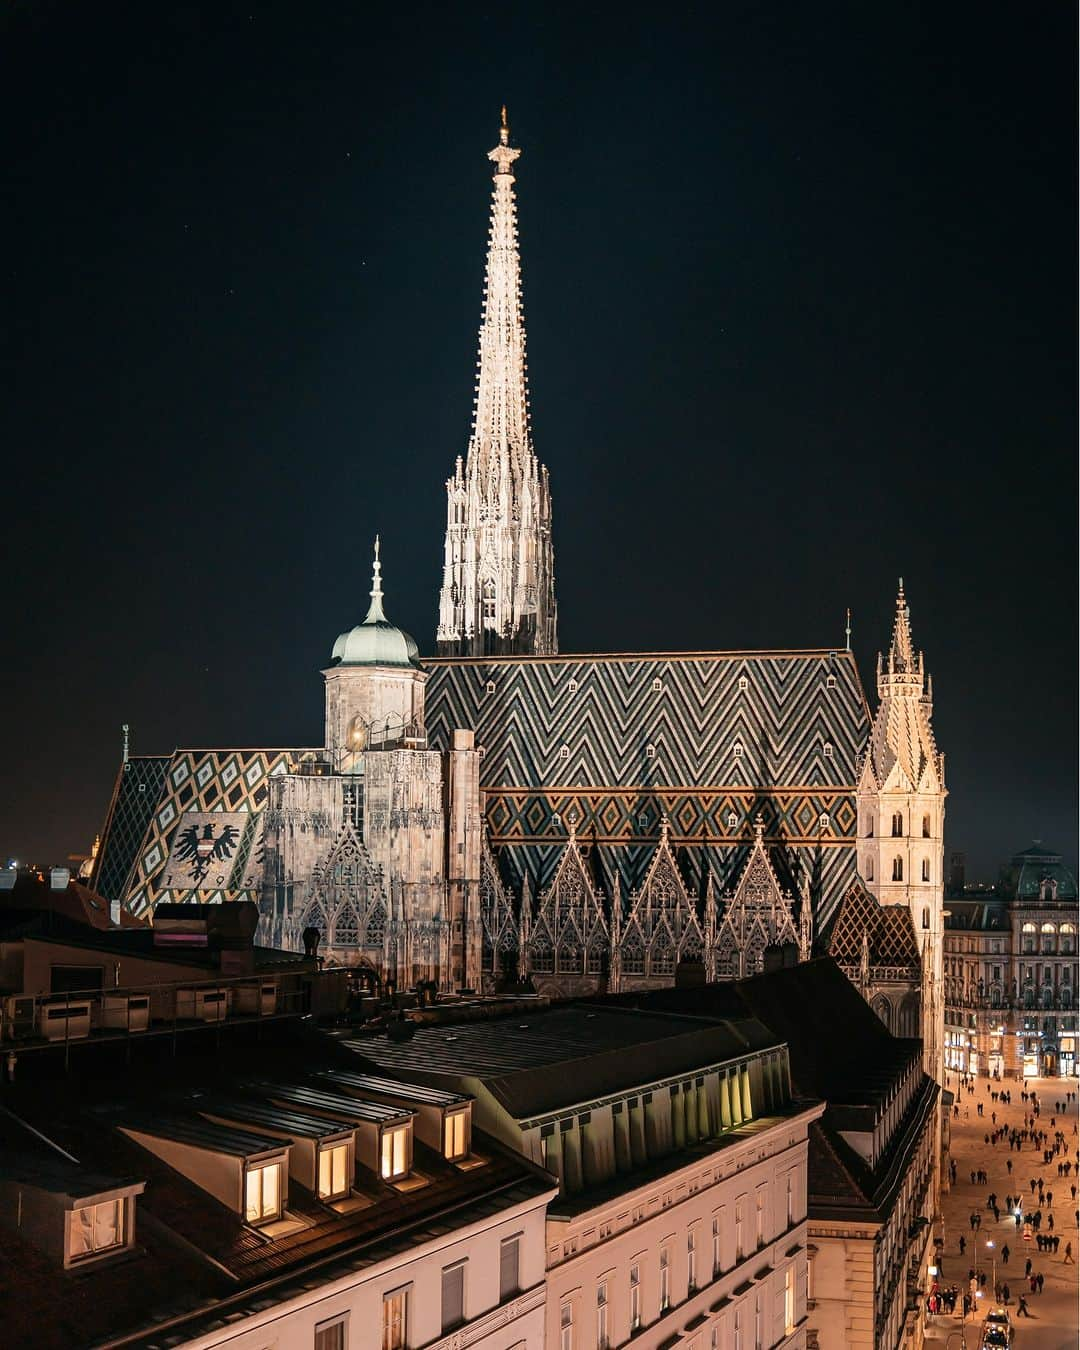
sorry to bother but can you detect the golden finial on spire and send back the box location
[499,104,509,145]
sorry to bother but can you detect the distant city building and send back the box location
[87,116,947,1083]
[944,841,1078,1078]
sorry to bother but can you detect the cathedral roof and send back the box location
[826,881,921,968]
[331,538,421,669]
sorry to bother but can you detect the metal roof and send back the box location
[250,1083,413,1125]
[318,1068,470,1108]
[120,1113,285,1158]
[195,1098,355,1141]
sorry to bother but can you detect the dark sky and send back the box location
[3,2,1076,878]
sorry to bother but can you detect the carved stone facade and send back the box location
[436,111,557,658]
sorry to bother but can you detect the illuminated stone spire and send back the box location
[437,110,557,656]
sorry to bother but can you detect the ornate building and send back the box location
[88,119,947,1073]
[436,109,557,658]
[943,843,1078,1079]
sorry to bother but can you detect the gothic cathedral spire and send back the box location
[857,579,947,1080]
[436,111,558,656]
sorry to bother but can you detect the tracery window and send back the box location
[622,935,645,975]
[334,903,360,947]
[892,857,903,882]
[891,812,903,837]
[921,859,930,882]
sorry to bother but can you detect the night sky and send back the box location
[3,3,1076,877]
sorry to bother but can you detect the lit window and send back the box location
[444,1110,469,1161]
[317,1142,350,1201]
[381,1125,409,1180]
[442,1262,466,1333]
[560,1301,574,1350]
[819,813,830,829]
[783,1258,793,1333]
[315,1314,349,1350]
[727,811,738,828]
[382,1289,408,1350]
[68,1198,126,1262]
[245,1162,282,1224]
[500,1235,520,1300]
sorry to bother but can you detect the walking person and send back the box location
[1001,1243,1010,1265]
[1017,1294,1031,1317]
[1064,1241,1074,1264]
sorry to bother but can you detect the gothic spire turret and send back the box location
[437,113,557,657]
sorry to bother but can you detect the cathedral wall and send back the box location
[323,666,426,764]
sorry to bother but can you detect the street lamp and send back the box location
[986,1238,996,1295]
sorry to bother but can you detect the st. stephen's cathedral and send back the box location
[91,114,946,1077]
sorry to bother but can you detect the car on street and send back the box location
[980,1306,1013,1347]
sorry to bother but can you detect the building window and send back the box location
[826,674,837,688]
[754,1295,762,1350]
[866,857,874,881]
[733,744,743,759]
[444,1110,469,1161]
[315,1314,349,1350]
[922,907,930,930]
[597,1283,609,1350]
[892,857,903,882]
[317,1142,350,1201]
[442,1263,466,1333]
[755,1189,765,1247]
[823,742,833,758]
[477,746,486,759]
[735,1199,745,1261]
[891,812,903,836]
[712,1215,722,1276]
[500,1235,520,1300]
[660,1246,671,1311]
[382,1289,408,1350]
[568,679,578,693]
[482,581,496,621]
[653,678,663,692]
[244,1162,282,1224]
[380,1125,409,1180]
[485,680,496,694]
[922,814,931,837]
[921,858,930,882]
[727,811,738,828]
[688,1229,698,1290]
[68,1198,126,1262]
[638,811,650,827]
[738,676,748,690]
[646,744,656,758]
[560,1301,574,1350]
[818,813,830,829]
[734,1307,743,1350]
[785,1266,795,1334]
[786,1174,794,1225]
[559,745,570,760]
[630,1264,641,1330]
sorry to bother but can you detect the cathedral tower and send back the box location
[856,581,947,1080]
[436,110,557,656]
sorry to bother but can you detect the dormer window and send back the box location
[485,680,496,694]
[568,680,578,693]
[733,744,743,759]
[317,1141,352,1202]
[380,1124,411,1181]
[822,743,834,758]
[738,676,748,691]
[559,745,570,760]
[652,678,663,692]
[245,1160,284,1224]
[68,1197,129,1264]
[826,675,837,689]
[646,744,656,758]
[443,1108,471,1162]
[727,811,738,828]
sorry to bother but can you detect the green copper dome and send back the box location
[331,539,421,669]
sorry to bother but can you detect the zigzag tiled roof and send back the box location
[826,881,921,968]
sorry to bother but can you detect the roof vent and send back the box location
[518,1024,530,1030]
[445,1035,459,1042]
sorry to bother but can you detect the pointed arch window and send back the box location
[921,858,930,882]
[482,580,496,621]
[922,814,931,838]
[891,812,903,837]
[922,907,930,930]
[866,857,874,882]
[892,857,903,882]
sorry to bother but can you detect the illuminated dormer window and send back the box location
[245,1160,284,1224]
[727,811,738,828]
[652,678,662,692]
[485,680,496,694]
[443,1108,471,1162]
[67,1197,130,1265]
[738,676,748,691]
[380,1123,411,1181]
[317,1141,352,1202]
[559,745,570,760]
[733,744,743,759]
